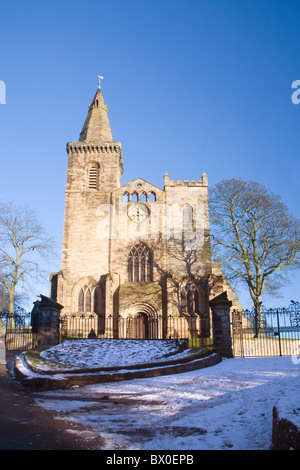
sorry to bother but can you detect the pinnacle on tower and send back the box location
[79,79,113,142]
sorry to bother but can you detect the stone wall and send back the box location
[272,402,300,450]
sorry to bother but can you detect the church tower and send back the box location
[52,81,123,316]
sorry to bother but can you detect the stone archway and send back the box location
[121,303,159,339]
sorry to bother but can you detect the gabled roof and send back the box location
[117,177,164,193]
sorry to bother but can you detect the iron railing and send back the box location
[231,302,300,357]
[59,314,212,349]
[0,311,38,351]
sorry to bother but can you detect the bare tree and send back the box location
[209,178,300,335]
[0,201,55,326]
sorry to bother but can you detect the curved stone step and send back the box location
[14,349,221,390]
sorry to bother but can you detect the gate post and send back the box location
[31,295,64,346]
[209,291,233,358]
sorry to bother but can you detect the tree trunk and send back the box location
[8,290,15,328]
[253,299,264,338]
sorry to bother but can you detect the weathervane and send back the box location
[98,75,103,88]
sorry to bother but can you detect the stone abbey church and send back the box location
[50,82,240,340]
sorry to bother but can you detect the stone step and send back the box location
[14,349,221,390]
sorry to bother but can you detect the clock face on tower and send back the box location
[128,204,149,223]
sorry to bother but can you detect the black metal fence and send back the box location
[59,314,212,349]
[0,311,38,351]
[231,301,300,357]
[3,301,300,357]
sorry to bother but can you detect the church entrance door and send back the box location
[133,312,149,339]
[123,303,159,339]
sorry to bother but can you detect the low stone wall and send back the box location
[272,403,300,450]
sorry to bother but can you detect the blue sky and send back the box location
[0,0,299,310]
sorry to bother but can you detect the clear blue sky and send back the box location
[0,0,299,310]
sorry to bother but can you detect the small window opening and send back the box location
[89,167,98,189]
[148,192,156,202]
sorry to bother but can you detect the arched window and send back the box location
[77,285,101,313]
[180,282,200,315]
[93,285,103,315]
[140,192,147,202]
[78,288,84,312]
[183,204,193,224]
[85,288,91,312]
[183,203,195,238]
[122,192,130,202]
[148,192,156,202]
[128,243,153,282]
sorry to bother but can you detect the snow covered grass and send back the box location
[40,339,191,369]
[34,355,300,450]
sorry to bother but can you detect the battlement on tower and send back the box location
[164,172,208,188]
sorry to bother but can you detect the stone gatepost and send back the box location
[31,295,64,346]
[209,291,233,358]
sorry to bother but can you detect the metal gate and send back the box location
[1,311,38,351]
[231,302,300,357]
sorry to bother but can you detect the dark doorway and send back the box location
[133,313,149,339]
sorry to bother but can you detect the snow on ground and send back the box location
[40,339,190,369]
[34,350,300,450]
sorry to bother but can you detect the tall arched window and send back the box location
[85,288,91,312]
[180,281,200,315]
[183,204,194,233]
[77,284,101,313]
[128,243,153,282]
[78,288,84,312]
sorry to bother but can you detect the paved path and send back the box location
[0,353,104,450]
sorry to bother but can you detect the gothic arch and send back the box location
[72,277,102,314]
[131,191,138,202]
[148,191,156,202]
[121,302,158,319]
[183,203,195,234]
[122,191,130,202]
[179,280,205,316]
[127,242,153,282]
[119,303,158,339]
[140,191,147,202]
